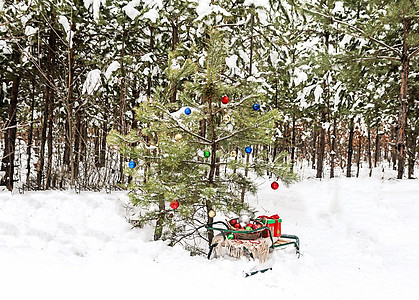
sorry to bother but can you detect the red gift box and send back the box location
[258,215,282,238]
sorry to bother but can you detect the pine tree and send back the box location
[108,30,296,253]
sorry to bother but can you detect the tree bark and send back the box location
[311,126,317,170]
[367,125,372,177]
[1,45,20,191]
[330,116,337,178]
[291,116,296,171]
[45,19,57,190]
[396,52,409,178]
[346,117,355,178]
[316,112,326,178]
[26,77,36,186]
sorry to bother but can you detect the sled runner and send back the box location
[205,220,300,263]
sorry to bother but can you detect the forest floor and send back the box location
[0,169,418,300]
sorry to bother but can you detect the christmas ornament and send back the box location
[221,95,229,104]
[204,150,210,158]
[175,133,182,141]
[253,103,260,111]
[230,150,237,158]
[234,223,241,229]
[208,209,216,218]
[170,200,179,209]
[128,160,136,169]
[240,215,250,223]
[271,181,279,190]
[223,114,231,122]
[245,146,252,154]
[230,219,237,226]
[245,226,252,231]
[184,107,191,115]
[227,234,234,240]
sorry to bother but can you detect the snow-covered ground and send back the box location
[1,177,418,299]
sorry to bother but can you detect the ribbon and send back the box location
[257,214,280,219]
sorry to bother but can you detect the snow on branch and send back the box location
[305,8,402,58]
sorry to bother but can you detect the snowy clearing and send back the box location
[0,177,418,300]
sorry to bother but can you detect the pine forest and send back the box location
[1,1,418,194]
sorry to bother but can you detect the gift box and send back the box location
[258,215,282,238]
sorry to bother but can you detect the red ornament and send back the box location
[271,181,279,190]
[170,200,179,209]
[221,96,229,104]
[234,223,241,229]
[230,219,237,226]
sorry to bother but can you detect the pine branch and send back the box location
[349,56,400,62]
[305,8,402,58]
[215,117,275,144]
[154,103,212,145]
[408,47,419,60]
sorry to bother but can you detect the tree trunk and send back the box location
[346,117,355,178]
[311,126,317,170]
[119,25,127,184]
[73,109,82,179]
[147,26,154,99]
[316,112,326,178]
[356,131,362,178]
[367,125,373,177]
[396,55,409,179]
[26,77,36,186]
[330,116,337,178]
[45,20,57,190]
[392,125,397,170]
[290,117,296,171]
[170,21,178,102]
[1,45,20,191]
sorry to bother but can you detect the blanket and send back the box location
[211,234,276,263]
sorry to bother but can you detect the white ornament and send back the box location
[240,215,250,223]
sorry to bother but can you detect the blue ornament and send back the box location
[253,103,260,111]
[245,146,252,154]
[184,107,191,115]
[128,160,136,169]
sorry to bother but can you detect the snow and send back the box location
[293,67,308,86]
[244,0,270,9]
[1,176,418,299]
[314,85,323,103]
[57,16,73,48]
[123,1,141,20]
[82,69,101,95]
[143,8,159,23]
[196,0,231,19]
[84,0,105,21]
[104,61,120,80]
[0,40,12,54]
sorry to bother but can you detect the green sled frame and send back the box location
[205,221,300,260]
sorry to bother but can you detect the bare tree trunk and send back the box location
[396,17,412,179]
[26,77,36,186]
[45,19,57,190]
[73,109,82,179]
[367,125,373,177]
[330,116,337,178]
[392,125,397,170]
[291,117,296,171]
[316,112,326,178]
[1,45,20,191]
[356,131,362,178]
[312,126,317,170]
[346,117,355,178]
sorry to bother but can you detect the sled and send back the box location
[205,221,300,262]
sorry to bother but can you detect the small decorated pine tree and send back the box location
[108,30,296,254]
